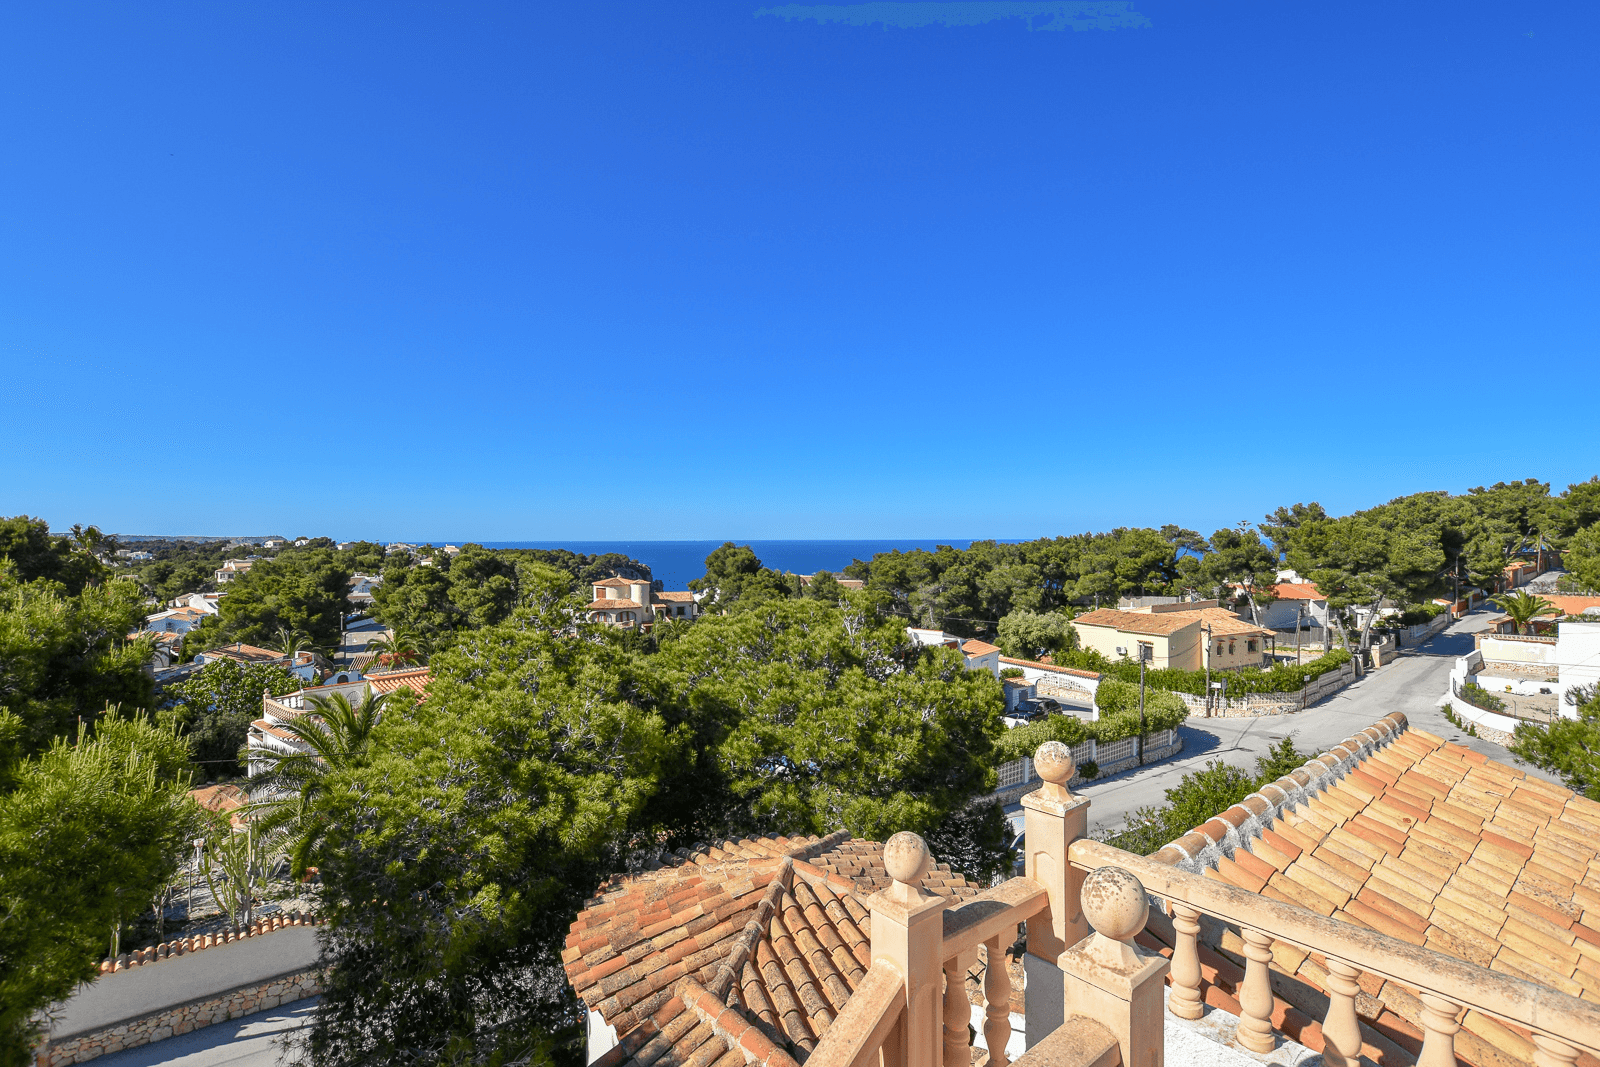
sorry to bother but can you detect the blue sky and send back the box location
[2,1,1596,541]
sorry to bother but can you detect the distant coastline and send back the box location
[477,540,991,591]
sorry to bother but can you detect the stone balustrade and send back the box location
[796,739,1600,1067]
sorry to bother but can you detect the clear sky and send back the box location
[2,1,1596,541]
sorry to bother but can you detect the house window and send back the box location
[1137,642,1153,662]
[1216,643,1224,656]
[1229,641,1236,655]
[1247,640,1257,653]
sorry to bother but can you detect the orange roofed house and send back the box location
[588,577,701,630]
[1070,603,1273,672]
[562,712,1600,1067]
[246,667,431,779]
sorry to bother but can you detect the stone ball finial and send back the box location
[1034,741,1075,786]
[883,831,932,886]
[1081,866,1148,942]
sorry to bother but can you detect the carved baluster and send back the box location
[1168,903,1203,1021]
[1417,992,1462,1067]
[1532,1033,1581,1067]
[1321,959,1363,1067]
[1236,928,1276,1054]
[983,935,1011,1067]
[942,957,969,1067]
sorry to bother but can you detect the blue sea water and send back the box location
[475,540,981,591]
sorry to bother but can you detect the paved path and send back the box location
[1007,609,1563,839]
[50,928,319,1040]
[85,998,315,1067]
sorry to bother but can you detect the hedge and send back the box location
[993,688,1187,762]
[1055,647,1353,697]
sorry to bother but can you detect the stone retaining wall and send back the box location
[1170,660,1358,717]
[33,971,322,1067]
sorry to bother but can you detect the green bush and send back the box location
[1459,682,1506,712]
[1056,647,1352,696]
[1000,666,1025,679]
[1097,736,1313,856]
[993,715,1088,763]
[1077,760,1099,780]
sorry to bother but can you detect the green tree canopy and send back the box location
[0,516,104,594]
[645,595,1007,875]
[995,608,1078,660]
[1512,686,1600,800]
[0,564,152,756]
[1198,526,1279,622]
[166,658,303,777]
[689,542,794,613]
[0,710,196,1064]
[209,549,354,652]
[303,585,671,1067]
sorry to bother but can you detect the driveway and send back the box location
[1007,609,1564,838]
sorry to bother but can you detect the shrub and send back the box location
[1076,760,1099,781]
[1000,667,1025,679]
[1055,648,1352,697]
[1459,682,1506,712]
[993,715,1088,763]
[1091,680,1189,740]
[1097,736,1314,855]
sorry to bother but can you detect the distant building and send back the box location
[192,643,317,682]
[250,669,431,778]
[144,605,208,634]
[904,628,1001,676]
[586,577,701,629]
[215,559,255,584]
[169,591,223,614]
[1071,604,1271,671]
[263,539,287,549]
[798,574,866,590]
[347,573,380,607]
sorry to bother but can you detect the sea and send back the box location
[475,540,984,591]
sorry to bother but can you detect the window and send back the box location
[1216,642,1224,656]
[1228,641,1236,655]
[1137,641,1153,662]
[1247,640,1258,653]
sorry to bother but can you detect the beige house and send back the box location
[1069,608,1205,669]
[585,577,700,629]
[1072,604,1272,671]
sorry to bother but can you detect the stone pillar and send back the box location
[1057,867,1169,1067]
[1021,741,1090,1048]
[869,832,950,1067]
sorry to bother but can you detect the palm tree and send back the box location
[365,628,425,671]
[272,626,310,673]
[1490,590,1558,635]
[246,689,387,876]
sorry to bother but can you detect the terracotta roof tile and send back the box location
[1070,608,1201,636]
[1165,713,1597,1067]
[564,833,981,1067]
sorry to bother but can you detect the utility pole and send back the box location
[1295,605,1304,666]
[1137,644,1149,764]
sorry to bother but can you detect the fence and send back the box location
[994,734,1164,795]
[1171,659,1359,716]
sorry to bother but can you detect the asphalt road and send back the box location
[1008,608,1563,839]
[85,999,315,1067]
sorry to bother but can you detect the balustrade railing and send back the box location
[803,738,1600,1067]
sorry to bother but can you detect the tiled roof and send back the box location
[998,655,1100,680]
[199,644,308,665]
[190,783,247,812]
[654,591,697,603]
[366,667,431,698]
[595,577,638,588]
[1159,607,1273,637]
[1547,595,1600,617]
[1156,713,1600,1064]
[590,598,643,610]
[250,718,305,744]
[1071,608,1200,636]
[961,639,1000,656]
[1273,582,1324,600]
[563,832,980,1067]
